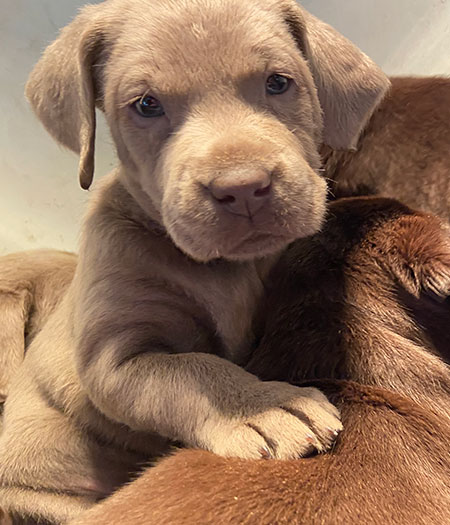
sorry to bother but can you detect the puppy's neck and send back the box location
[81,172,282,364]
[116,167,165,231]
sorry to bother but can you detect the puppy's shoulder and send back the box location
[80,172,164,255]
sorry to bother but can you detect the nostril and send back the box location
[216,194,236,204]
[209,172,272,207]
[254,183,271,198]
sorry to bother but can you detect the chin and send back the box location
[168,210,325,263]
[223,215,326,260]
[219,233,292,262]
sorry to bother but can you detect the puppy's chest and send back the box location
[173,263,266,363]
[208,272,264,363]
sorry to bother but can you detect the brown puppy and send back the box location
[0,1,389,522]
[324,76,450,222]
[0,250,76,404]
[72,197,450,525]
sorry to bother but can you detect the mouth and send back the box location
[164,186,326,262]
[168,215,293,261]
[220,230,292,260]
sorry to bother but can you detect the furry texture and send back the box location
[71,197,450,525]
[324,76,450,222]
[0,251,76,404]
[0,1,389,522]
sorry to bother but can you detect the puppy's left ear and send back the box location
[279,1,390,150]
[25,4,112,190]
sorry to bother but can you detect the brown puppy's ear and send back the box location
[25,5,111,189]
[279,1,390,150]
[389,215,450,301]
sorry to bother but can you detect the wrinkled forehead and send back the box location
[108,0,300,97]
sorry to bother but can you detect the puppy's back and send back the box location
[325,77,450,222]
[70,382,450,525]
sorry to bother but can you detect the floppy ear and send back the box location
[280,1,390,150]
[25,5,111,189]
[389,216,450,302]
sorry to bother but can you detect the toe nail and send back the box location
[305,434,316,444]
[327,427,340,437]
[259,446,272,459]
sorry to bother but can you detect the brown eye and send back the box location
[133,95,165,117]
[266,74,291,95]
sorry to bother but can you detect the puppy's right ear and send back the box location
[25,5,111,190]
[279,1,390,150]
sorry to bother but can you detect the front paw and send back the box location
[198,383,342,460]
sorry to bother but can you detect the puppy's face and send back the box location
[105,0,326,261]
[26,0,390,262]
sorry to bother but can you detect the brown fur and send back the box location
[0,1,389,522]
[324,76,450,222]
[72,197,450,525]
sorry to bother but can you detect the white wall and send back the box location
[0,0,114,255]
[1,0,449,255]
[302,0,450,76]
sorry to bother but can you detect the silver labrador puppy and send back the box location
[0,0,389,522]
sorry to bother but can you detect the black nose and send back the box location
[209,169,272,217]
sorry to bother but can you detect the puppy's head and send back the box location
[26,0,389,261]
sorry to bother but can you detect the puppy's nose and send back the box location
[209,169,272,217]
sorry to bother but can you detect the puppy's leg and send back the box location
[0,488,95,525]
[0,250,76,403]
[73,264,342,460]
[0,370,139,524]
[80,342,342,460]
[0,289,30,403]
[0,412,99,524]
[0,508,13,525]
